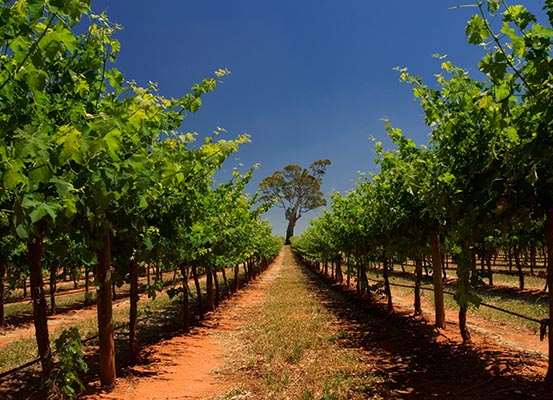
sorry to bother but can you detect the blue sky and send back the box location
[90,1,527,237]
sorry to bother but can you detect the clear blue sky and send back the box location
[90,1,525,237]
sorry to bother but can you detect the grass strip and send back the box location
[0,266,243,375]
[219,249,382,400]
[366,270,548,334]
[0,292,175,374]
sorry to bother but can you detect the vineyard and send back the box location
[0,0,282,397]
[289,0,553,393]
[2,0,553,399]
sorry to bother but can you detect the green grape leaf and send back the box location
[4,160,26,189]
[29,164,51,184]
[28,0,45,20]
[466,15,489,44]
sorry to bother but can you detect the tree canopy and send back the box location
[259,159,330,244]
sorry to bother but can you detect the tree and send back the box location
[259,160,330,244]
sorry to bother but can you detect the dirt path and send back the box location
[83,251,284,400]
[2,248,551,399]
[82,248,551,399]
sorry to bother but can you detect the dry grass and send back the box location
[0,291,176,374]
[217,250,382,400]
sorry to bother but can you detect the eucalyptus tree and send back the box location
[259,159,331,244]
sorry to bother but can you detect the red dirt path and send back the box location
[2,248,551,399]
[83,252,284,400]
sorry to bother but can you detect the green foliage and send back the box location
[259,160,331,242]
[0,0,281,386]
[259,160,331,216]
[45,327,88,400]
[294,2,553,321]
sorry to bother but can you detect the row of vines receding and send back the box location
[0,0,282,397]
[291,0,553,389]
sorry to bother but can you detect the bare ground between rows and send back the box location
[3,248,552,399]
[305,265,551,399]
[86,250,553,399]
[81,252,285,400]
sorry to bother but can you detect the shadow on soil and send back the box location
[296,257,552,400]
[0,272,253,399]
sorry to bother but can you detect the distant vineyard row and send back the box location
[292,0,553,389]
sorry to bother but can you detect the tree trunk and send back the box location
[206,267,214,312]
[234,264,240,292]
[486,254,493,286]
[179,264,190,332]
[335,256,343,284]
[156,264,162,282]
[129,259,139,365]
[0,257,6,327]
[243,262,249,283]
[191,265,203,319]
[513,246,525,290]
[430,226,446,329]
[382,256,393,311]
[49,264,56,315]
[28,233,53,378]
[249,258,256,279]
[459,305,471,343]
[359,262,370,300]
[285,214,298,245]
[221,267,230,298]
[346,257,351,287]
[96,231,116,388]
[213,269,220,308]
[530,246,537,276]
[422,257,429,277]
[84,267,90,306]
[414,255,423,316]
[456,245,472,344]
[356,266,361,294]
[543,207,553,387]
